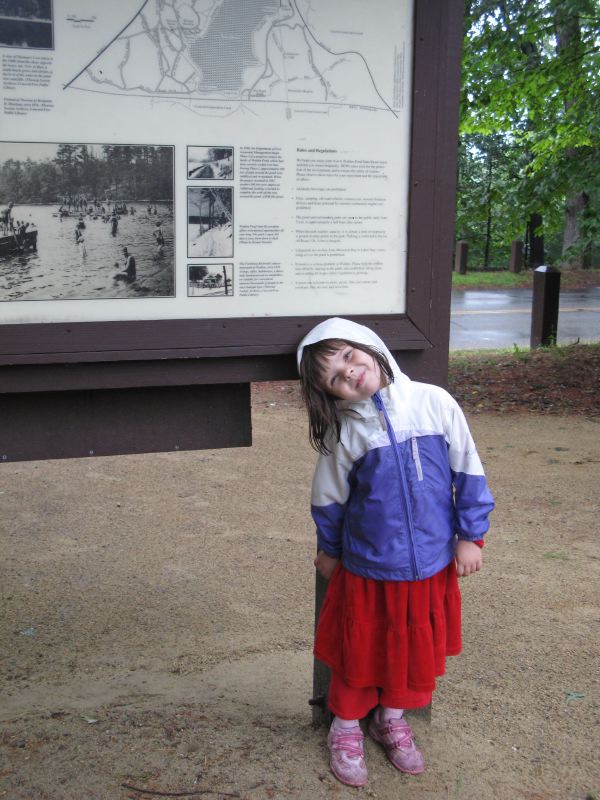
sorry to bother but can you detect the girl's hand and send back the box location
[314,550,339,580]
[455,539,483,577]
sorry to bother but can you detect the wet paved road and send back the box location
[450,287,600,350]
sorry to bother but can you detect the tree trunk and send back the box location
[553,3,589,268]
[527,213,544,269]
[483,153,493,268]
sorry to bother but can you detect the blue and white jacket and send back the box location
[297,318,495,582]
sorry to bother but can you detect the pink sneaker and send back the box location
[368,716,425,774]
[327,724,368,787]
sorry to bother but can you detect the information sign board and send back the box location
[0,0,463,459]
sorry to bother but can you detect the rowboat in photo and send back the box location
[0,229,38,256]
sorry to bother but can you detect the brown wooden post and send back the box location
[509,240,523,273]
[310,568,332,727]
[530,266,561,347]
[454,240,468,274]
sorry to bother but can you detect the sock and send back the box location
[332,715,360,730]
[379,706,404,723]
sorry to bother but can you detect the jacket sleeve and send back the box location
[445,397,495,540]
[310,438,354,558]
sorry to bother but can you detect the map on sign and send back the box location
[65,0,396,115]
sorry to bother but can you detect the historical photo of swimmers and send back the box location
[187,264,233,297]
[187,147,233,180]
[0,0,54,49]
[0,142,175,301]
[187,187,233,258]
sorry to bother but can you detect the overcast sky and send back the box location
[0,142,106,163]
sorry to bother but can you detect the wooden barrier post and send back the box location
[454,240,468,274]
[509,240,523,273]
[310,569,332,727]
[530,266,561,347]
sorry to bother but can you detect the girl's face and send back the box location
[318,343,383,401]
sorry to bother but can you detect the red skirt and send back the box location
[314,561,461,703]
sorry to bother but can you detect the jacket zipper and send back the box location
[411,437,424,481]
[373,392,421,579]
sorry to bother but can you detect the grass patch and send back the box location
[452,268,600,291]
[452,271,532,289]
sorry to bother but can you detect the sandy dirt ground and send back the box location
[1,390,599,800]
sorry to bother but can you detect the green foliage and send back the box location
[452,265,600,287]
[452,269,532,288]
[459,0,600,266]
[512,343,529,360]
[456,134,528,265]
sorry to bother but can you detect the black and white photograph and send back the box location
[187,187,233,258]
[0,142,175,301]
[187,147,233,180]
[187,263,233,297]
[0,0,53,49]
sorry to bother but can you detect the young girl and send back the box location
[297,318,494,787]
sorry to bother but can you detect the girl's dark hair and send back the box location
[299,338,394,454]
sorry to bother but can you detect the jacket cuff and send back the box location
[317,538,342,559]
[457,536,485,548]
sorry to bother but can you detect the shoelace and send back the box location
[330,730,365,759]
[379,720,413,750]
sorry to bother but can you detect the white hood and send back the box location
[296,317,405,382]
